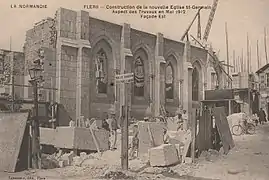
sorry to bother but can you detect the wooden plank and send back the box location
[204,109,213,150]
[89,126,101,154]
[147,125,155,147]
[198,110,206,151]
[191,109,197,162]
[0,112,29,172]
[182,130,192,163]
[212,107,235,154]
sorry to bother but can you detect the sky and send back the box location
[0,0,268,72]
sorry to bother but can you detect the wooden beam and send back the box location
[191,109,197,162]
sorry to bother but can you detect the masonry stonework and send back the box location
[24,7,214,121]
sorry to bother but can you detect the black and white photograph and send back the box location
[0,0,268,179]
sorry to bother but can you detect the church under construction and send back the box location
[23,7,227,120]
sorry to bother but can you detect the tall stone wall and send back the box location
[24,17,56,100]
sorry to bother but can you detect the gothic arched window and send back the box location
[165,63,174,100]
[192,67,199,101]
[95,49,107,94]
[134,57,144,97]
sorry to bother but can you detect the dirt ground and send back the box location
[1,124,269,180]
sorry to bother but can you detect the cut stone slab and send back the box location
[54,127,109,151]
[149,144,179,167]
[138,121,165,157]
[40,127,56,145]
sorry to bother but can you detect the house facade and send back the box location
[256,64,269,117]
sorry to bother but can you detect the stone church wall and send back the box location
[24,7,210,121]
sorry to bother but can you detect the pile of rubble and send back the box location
[41,150,96,169]
[198,149,223,162]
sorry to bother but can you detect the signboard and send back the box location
[115,73,134,84]
[205,89,234,100]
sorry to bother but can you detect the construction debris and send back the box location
[102,170,135,180]
[199,149,221,162]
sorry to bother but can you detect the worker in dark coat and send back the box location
[258,108,266,125]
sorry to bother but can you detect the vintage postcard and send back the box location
[0,0,268,179]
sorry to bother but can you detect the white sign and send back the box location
[115,73,134,84]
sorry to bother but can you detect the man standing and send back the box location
[109,112,118,149]
[182,110,188,131]
[129,124,139,159]
[258,108,266,125]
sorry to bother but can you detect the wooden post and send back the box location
[228,100,232,115]
[28,123,32,169]
[121,104,129,170]
[191,109,197,162]
[32,80,41,169]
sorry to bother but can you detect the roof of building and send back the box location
[256,63,269,74]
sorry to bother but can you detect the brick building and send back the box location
[0,49,25,99]
[24,7,222,121]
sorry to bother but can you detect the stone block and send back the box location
[79,152,87,160]
[40,127,57,145]
[72,156,83,166]
[61,151,75,165]
[138,122,165,157]
[54,127,109,151]
[149,144,179,167]
[58,159,68,168]
[184,157,192,164]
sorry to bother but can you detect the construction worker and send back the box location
[129,124,139,159]
[109,112,118,150]
[163,128,170,144]
[182,110,188,131]
[176,113,183,131]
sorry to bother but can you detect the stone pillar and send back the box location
[179,79,184,107]
[120,23,133,117]
[187,63,193,129]
[75,11,91,119]
[76,47,82,118]
[160,64,166,108]
[182,41,193,129]
[182,41,191,114]
[154,33,166,116]
[55,8,62,103]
